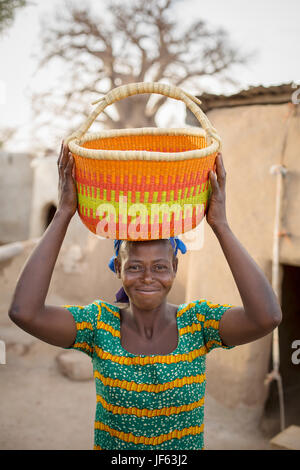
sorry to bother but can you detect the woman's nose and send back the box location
[141,267,153,282]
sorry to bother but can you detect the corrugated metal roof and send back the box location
[186,82,296,124]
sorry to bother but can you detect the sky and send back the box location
[0,0,299,152]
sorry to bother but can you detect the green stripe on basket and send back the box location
[77,190,211,209]
[77,185,211,220]
[77,182,210,204]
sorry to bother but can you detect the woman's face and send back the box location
[114,240,178,308]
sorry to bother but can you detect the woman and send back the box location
[9,142,282,450]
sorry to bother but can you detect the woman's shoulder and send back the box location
[166,300,205,324]
[94,298,121,312]
[90,299,208,318]
[176,299,231,310]
[175,299,206,312]
[71,299,120,320]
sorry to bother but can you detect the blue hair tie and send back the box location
[108,240,122,273]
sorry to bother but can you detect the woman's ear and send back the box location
[173,256,178,274]
[114,258,121,278]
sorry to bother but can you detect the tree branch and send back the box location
[30,0,253,149]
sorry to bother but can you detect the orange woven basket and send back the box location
[65,82,221,240]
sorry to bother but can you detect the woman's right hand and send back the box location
[57,140,77,217]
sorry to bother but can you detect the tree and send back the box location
[31,0,254,150]
[0,0,29,34]
[0,126,17,149]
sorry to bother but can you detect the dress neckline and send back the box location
[116,303,184,357]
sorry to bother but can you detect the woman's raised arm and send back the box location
[206,153,282,346]
[8,142,79,348]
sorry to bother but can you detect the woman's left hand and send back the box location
[206,152,229,231]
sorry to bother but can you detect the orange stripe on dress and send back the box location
[97,321,120,338]
[94,421,204,445]
[94,345,207,365]
[177,303,197,318]
[96,319,201,340]
[73,342,93,354]
[62,305,84,309]
[100,302,120,317]
[179,322,202,335]
[96,394,205,417]
[94,370,205,392]
[204,319,219,330]
[77,321,93,331]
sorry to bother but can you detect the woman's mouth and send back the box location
[135,288,160,294]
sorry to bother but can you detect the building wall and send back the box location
[3,102,298,422]
[185,102,300,419]
[29,156,59,238]
[0,152,33,244]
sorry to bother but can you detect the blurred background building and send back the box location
[1,0,300,451]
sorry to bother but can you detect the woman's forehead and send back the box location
[119,240,173,259]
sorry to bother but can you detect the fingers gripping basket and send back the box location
[65,82,221,240]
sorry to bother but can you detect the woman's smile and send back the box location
[135,288,161,294]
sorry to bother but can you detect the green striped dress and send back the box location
[62,298,235,450]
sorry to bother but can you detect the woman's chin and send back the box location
[135,289,161,296]
[131,291,164,306]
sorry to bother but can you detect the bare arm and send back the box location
[214,223,282,346]
[206,153,282,346]
[8,142,79,348]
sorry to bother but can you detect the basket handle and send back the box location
[65,82,221,148]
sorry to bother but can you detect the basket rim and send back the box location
[68,127,219,161]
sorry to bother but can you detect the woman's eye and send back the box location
[127,264,168,271]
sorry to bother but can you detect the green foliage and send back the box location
[0,0,28,34]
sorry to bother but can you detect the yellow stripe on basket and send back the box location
[94,421,204,446]
[96,394,205,417]
[94,371,205,393]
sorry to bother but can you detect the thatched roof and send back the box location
[186,82,295,125]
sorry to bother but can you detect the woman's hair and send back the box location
[117,239,176,265]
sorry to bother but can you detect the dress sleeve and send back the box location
[195,299,236,353]
[60,302,98,358]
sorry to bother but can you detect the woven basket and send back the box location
[65,82,221,240]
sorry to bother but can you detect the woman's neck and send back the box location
[120,300,174,340]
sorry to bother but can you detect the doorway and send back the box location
[262,263,300,436]
[44,203,57,230]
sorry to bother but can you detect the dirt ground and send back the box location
[0,323,274,451]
